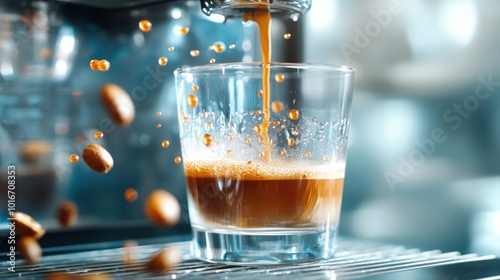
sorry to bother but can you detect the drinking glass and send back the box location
[175,62,354,264]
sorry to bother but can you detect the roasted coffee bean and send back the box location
[82,144,114,173]
[18,236,42,265]
[19,140,52,164]
[57,201,78,227]
[146,246,182,273]
[13,212,45,239]
[101,84,135,126]
[144,190,180,227]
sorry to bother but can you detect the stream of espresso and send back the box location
[244,9,272,161]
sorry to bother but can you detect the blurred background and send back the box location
[1,0,499,257]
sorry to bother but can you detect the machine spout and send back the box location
[200,0,312,20]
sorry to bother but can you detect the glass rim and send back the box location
[174,62,355,75]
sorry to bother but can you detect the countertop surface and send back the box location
[1,237,498,279]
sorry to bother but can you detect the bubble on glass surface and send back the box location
[275,73,285,83]
[161,140,170,148]
[187,94,198,108]
[288,109,299,120]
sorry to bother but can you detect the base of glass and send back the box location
[190,225,338,265]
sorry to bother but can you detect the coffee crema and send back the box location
[185,160,344,228]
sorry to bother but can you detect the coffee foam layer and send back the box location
[184,159,345,180]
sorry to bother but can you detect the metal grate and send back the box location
[1,239,495,279]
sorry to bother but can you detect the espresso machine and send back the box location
[0,0,310,246]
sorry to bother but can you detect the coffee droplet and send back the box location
[190,50,200,57]
[89,59,99,71]
[98,59,110,71]
[304,151,312,158]
[125,188,138,202]
[187,94,198,108]
[82,143,114,173]
[284,33,291,39]
[257,135,264,144]
[257,90,263,98]
[158,57,168,66]
[288,109,299,120]
[209,58,216,64]
[144,189,180,227]
[168,46,175,52]
[57,201,78,227]
[323,155,330,161]
[203,134,213,146]
[280,149,287,156]
[275,73,285,83]
[271,101,284,113]
[18,236,42,265]
[156,111,162,117]
[288,138,295,147]
[174,156,181,164]
[161,140,170,148]
[214,43,224,53]
[94,131,104,139]
[229,44,236,49]
[205,122,213,129]
[139,20,152,32]
[69,154,79,164]
[179,27,189,35]
[253,124,262,134]
[156,124,162,129]
[191,85,199,92]
[227,133,234,141]
[226,150,234,158]
[245,137,251,145]
[273,120,280,127]
[255,110,262,115]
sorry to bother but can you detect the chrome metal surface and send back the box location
[0,239,496,279]
[200,0,312,19]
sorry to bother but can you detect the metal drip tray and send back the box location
[1,239,497,279]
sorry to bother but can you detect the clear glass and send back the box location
[175,62,355,264]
